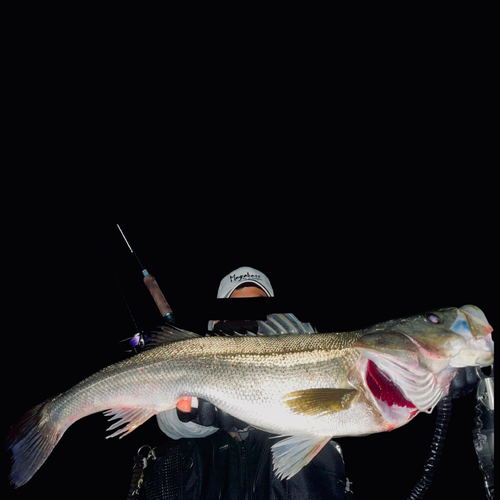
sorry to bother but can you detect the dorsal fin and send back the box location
[211,314,316,337]
[146,324,201,348]
[257,313,317,335]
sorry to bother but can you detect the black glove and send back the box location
[212,320,260,335]
[449,367,479,399]
[177,398,249,431]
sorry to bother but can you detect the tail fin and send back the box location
[6,399,64,488]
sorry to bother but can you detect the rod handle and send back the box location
[143,273,173,318]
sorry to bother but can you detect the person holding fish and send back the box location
[7,265,493,499]
[146,267,352,499]
[133,268,491,500]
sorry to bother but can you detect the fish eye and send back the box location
[426,313,441,324]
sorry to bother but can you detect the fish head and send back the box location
[353,305,494,422]
[395,305,494,370]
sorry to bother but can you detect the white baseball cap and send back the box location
[216,266,274,298]
[208,266,274,330]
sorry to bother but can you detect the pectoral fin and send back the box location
[282,388,358,416]
[271,434,332,479]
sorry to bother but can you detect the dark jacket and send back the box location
[142,429,352,500]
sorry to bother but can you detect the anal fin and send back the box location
[104,406,157,439]
[272,434,331,479]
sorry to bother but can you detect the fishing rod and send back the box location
[116,224,175,325]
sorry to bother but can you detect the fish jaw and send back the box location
[448,305,494,368]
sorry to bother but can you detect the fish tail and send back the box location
[6,399,66,488]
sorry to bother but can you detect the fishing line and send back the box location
[109,259,142,334]
[100,239,145,351]
[117,224,146,271]
[109,224,175,351]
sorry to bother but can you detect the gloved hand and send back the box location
[450,366,479,399]
[177,398,249,431]
[213,320,260,336]
[175,320,258,431]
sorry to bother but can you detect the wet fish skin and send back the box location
[6,305,494,487]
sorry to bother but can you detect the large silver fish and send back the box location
[7,305,494,487]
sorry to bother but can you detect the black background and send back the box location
[1,177,495,500]
[1,15,496,496]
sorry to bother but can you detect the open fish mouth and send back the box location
[449,305,494,367]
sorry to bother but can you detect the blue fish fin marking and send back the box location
[271,434,332,479]
[104,406,157,438]
[450,315,471,336]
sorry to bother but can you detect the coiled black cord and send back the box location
[407,396,452,500]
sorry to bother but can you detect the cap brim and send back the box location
[220,280,272,299]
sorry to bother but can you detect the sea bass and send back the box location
[7,305,494,487]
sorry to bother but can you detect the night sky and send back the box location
[2,183,495,499]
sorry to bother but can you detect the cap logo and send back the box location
[229,271,262,284]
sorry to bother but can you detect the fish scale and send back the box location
[7,306,494,487]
